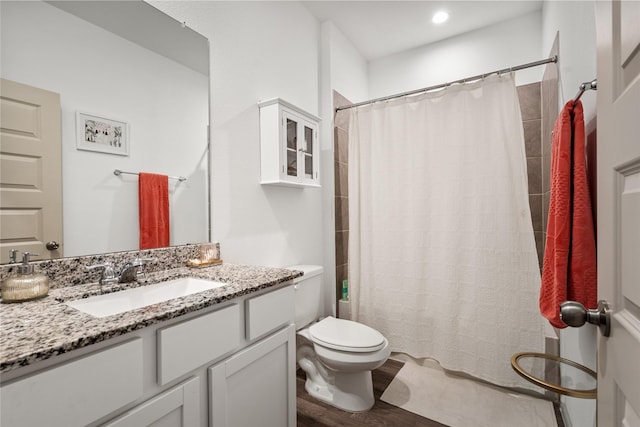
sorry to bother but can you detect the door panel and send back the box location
[209,325,296,427]
[102,377,200,427]
[596,1,640,424]
[0,79,62,262]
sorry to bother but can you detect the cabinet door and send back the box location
[103,377,200,427]
[282,110,301,182]
[209,324,296,427]
[300,120,318,184]
[281,111,319,186]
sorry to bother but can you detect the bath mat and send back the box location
[381,362,557,427]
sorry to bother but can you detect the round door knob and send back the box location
[45,241,60,250]
[560,300,611,337]
[559,301,589,327]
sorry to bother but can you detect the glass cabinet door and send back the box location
[286,118,297,178]
[303,125,314,179]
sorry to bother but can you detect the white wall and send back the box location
[543,1,597,124]
[150,2,324,277]
[318,21,370,316]
[1,1,209,257]
[542,3,597,427]
[324,21,370,104]
[368,11,543,99]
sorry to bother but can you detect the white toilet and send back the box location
[287,265,390,412]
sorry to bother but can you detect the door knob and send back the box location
[45,241,59,250]
[560,300,611,337]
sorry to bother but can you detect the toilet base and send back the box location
[303,370,375,413]
[296,322,389,413]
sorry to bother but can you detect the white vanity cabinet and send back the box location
[259,98,321,188]
[0,283,296,427]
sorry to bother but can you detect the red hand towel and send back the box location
[139,172,170,250]
[540,100,597,328]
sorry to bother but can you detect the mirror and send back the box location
[0,1,210,262]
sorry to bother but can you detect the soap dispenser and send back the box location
[1,252,50,303]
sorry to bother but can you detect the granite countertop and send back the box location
[0,263,302,374]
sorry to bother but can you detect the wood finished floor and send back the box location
[296,359,564,427]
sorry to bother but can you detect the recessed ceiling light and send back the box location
[432,11,449,24]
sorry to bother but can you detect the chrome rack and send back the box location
[113,169,187,182]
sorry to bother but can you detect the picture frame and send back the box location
[76,111,129,156]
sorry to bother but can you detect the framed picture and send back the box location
[76,112,129,156]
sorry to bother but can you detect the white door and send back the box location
[0,78,63,262]
[595,1,640,425]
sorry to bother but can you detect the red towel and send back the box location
[540,100,597,328]
[139,172,170,250]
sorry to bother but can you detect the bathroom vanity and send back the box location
[0,246,301,427]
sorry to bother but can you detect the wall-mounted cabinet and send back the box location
[259,98,321,188]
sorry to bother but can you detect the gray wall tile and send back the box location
[517,83,542,120]
[335,127,349,164]
[529,194,543,232]
[524,119,542,157]
[527,157,542,194]
[335,196,349,232]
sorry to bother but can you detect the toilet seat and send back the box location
[309,317,386,353]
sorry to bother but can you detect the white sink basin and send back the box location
[66,277,227,318]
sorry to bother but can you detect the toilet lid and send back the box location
[308,317,386,353]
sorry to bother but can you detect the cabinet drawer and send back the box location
[245,285,294,341]
[157,304,239,385]
[0,339,143,427]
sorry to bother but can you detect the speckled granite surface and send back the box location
[0,246,302,374]
[0,244,211,289]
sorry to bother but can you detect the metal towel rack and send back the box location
[113,169,187,182]
[573,79,597,102]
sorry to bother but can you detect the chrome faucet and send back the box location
[118,257,155,283]
[86,257,155,290]
[86,262,119,289]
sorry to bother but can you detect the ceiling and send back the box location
[304,1,542,61]
[49,1,209,74]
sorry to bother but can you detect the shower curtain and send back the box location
[348,73,545,389]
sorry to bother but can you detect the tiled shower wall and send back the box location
[542,35,560,261]
[333,84,548,310]
[334,91,351,312]
[518,82,545,266]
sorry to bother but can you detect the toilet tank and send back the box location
[286,265,323,329]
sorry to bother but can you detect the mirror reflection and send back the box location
[0,0,210,263]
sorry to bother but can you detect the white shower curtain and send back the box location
[348,73,545,389]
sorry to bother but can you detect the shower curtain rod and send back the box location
[335,55,558,112]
